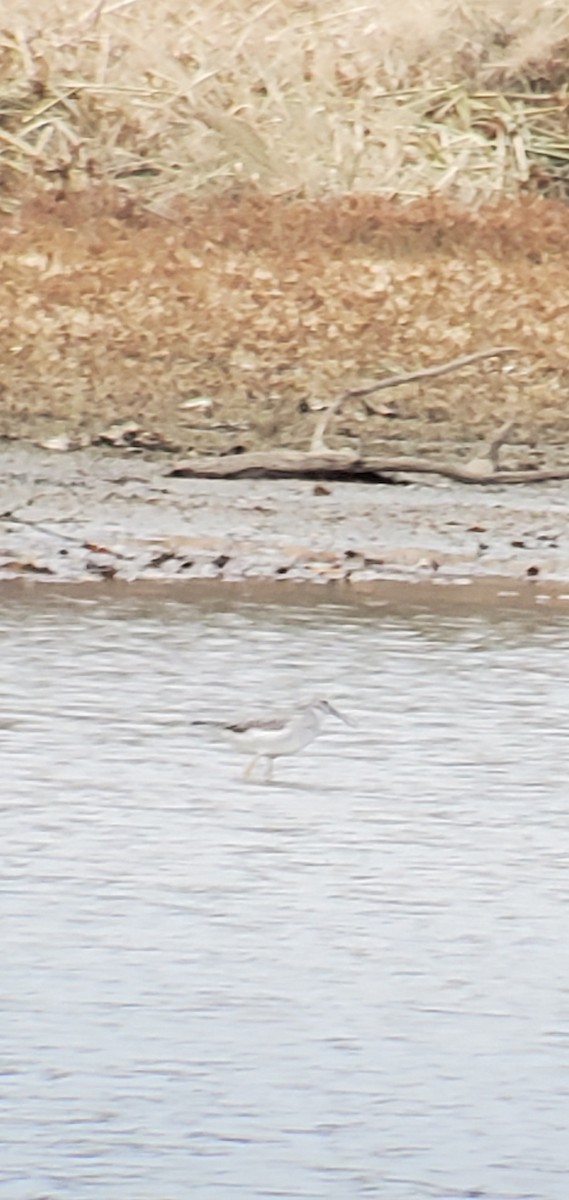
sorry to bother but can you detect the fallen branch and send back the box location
[170,348,547,485]
[169,448,569,485]
[171,449,359,478]
[363,457,569,484]
[310,346,516,451]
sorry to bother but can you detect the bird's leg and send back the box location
[243,755,259,780]
[263,757,274,782]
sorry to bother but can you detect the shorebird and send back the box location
[192,698,351,781]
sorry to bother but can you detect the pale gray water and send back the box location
[2,585,569,1200]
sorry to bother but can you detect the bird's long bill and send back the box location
[327,702,354,726]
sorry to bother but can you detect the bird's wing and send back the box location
[227,718,286,733]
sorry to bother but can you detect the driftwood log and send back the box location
[169,449,569,486]
[170,347,566,486]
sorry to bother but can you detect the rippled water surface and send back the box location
[2,584,569,1200]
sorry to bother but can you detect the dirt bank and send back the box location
[1,192,568,460]
[2,180,569,605]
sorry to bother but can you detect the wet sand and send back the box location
[2,443,569,604]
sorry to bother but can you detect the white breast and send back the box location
[225,707,322,757]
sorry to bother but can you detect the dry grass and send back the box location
[1,0,569,209]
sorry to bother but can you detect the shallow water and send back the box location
[2,585,569,1200]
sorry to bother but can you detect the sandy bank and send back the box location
[2,445,569,608]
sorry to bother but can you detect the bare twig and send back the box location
[464,417,516,476]
[487,417,516,464]
[0,509,84,542]
[310,346,516,451]
[0,509,128,554]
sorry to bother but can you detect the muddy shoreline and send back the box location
[2,193,569,622]
[2,443,569,609]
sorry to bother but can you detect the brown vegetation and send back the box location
[1,190,567,458]
[0,2,568,454]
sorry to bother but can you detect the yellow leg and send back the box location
[263,757,274,782]
[243,755,259,780]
